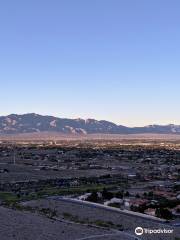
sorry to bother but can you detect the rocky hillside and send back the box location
[0,113,180,134]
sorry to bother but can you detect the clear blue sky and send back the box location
[1,0,180,126]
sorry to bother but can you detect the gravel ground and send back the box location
[21,198,180,240]
[0,206,115,240]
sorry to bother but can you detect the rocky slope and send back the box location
[0,113,180,134]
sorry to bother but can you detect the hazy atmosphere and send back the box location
[1,0,180,126]
[1,2,180,240]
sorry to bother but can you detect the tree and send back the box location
[176,208,180,213]
[155,208,173,220]
[86,191,100,203]
[115,191,123,199]
[125,191,130,197]
[148,191,153,197]
[143,192,147,197]
[102,188,114,200]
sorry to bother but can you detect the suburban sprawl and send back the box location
[0,138,179,240]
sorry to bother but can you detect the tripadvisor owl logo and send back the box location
[135,227,143,236]
[135,226,174,236]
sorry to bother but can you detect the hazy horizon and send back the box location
[1,112,180,128]
[1,1,180,127]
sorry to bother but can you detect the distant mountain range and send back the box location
[0,113,180,135]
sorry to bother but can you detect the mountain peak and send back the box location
[0,114,179,135]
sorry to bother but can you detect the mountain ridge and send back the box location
[0,113,180,135]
